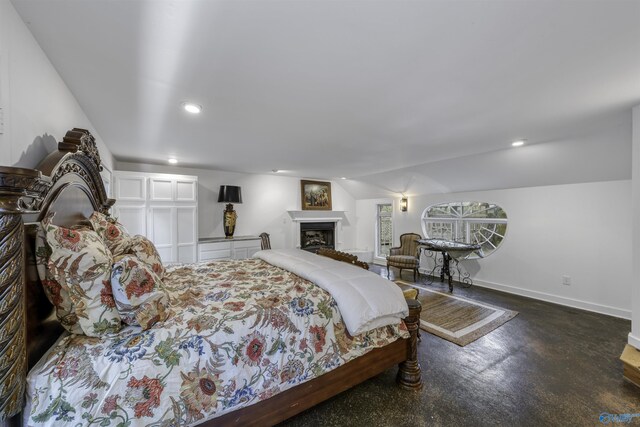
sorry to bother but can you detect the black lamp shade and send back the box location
[218,185,242,203]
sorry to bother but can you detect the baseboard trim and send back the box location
[417,269,631,320]
[620,344,640,389]
[628,333,640,349]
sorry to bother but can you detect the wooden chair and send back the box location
[387,233,421,281]
[259,232,271,250]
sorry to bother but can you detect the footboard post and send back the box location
[0,167,50,422]
[397,298,423,390]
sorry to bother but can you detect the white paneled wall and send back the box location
[115,205,146,237]
[113,171,198,264]
[177,207,197,262]
[148,206,174,261]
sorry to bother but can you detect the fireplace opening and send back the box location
[300,222,335,252]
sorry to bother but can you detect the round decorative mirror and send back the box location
[420,201,507,259]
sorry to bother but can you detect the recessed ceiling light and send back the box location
[512,140,526,147]
[168,158,178,164]
[182,102,202,114]
[341,177,347,180]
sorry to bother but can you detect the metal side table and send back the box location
[418,238,482,292]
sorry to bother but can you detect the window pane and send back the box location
[378,204,392,215]
[421,202,507,259]
[378,217,392,257]
[427,222,454,241]
[376,203,393,258]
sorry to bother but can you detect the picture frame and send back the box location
[301,180,332,211]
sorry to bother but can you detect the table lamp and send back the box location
[218,185,242,238]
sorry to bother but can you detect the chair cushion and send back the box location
[402,288,419,300]
[387,255,419,268]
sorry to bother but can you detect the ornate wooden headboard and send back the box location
[0,128,114,421]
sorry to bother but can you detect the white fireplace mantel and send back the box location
[287,210,347,249]
[287,210,347,223]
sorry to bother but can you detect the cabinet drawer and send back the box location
[234,239,261,249]
[233,248,248,260]
[199,242,231,252]
[199,249,232,261]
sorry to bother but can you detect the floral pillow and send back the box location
[128,235,165,278]
[34,225,84,334]
[43,216,122,336]
[111,255,170,330]
[89,211,131,256]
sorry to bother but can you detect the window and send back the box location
[376,203,393,258]
[421,202,507,258]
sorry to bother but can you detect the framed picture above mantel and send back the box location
[301,180,332,211]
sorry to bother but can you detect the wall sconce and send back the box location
[400,196,408,212]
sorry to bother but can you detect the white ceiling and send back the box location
[342,111,632,198]
[11,0,640,183]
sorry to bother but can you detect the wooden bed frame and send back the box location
[0,128,422,426]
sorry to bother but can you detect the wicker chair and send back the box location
[259,232,271,250]
[387,233,421,281]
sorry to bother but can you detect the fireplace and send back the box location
[287,210,345,251]
[300,222,335,252]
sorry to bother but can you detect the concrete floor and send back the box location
[280,266,639,427]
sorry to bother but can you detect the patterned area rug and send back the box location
[396,281,518,346]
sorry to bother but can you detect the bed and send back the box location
[0,128,422,426]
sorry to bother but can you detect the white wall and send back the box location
[0,0,113,170]
[116,161,357,250]
[358,180,633,319]
[630,105,640,348]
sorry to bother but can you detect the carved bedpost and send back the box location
[0,167,51,420]
[316,247,370,270]
[36,128,114,214]
[397,298,423,390]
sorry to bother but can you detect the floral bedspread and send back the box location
[26,258,408,426]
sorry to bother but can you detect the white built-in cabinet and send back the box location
[112,171,198,264]
[198,238,262,262]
